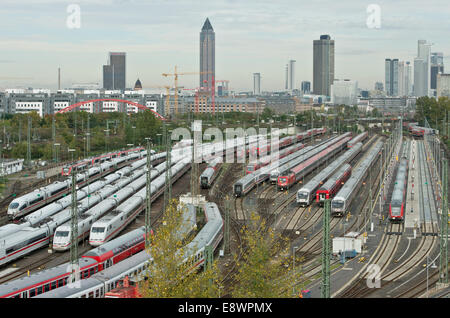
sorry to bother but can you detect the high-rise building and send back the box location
[200,18,215,92]
[103,52,126,91]
[253,73,261,95]
[287,60,296,91]
[414,40,432,97]
[405,61,412,96]
[330,79,358,106]
[385,58,399,96]
[437,73,450,97]
[313,35,335,96]
[285,64,288,90]
[301,81,311,94]
[431,52,444,91]
[374,82,384,91]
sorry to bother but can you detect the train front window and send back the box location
[8,202,19,210]
[247,166,254,171]
[279,177,287,183]
[55,231,69,237]
[319,193,326,201]
[235,185,242,193]
[297,192,308,200]
[91,227,105,233]
[332,200,344,209]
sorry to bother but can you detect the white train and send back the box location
[89,157,192,246]
[7,150,153,220]
[331,141,383,216]
[52,159,171,251]
[199,157,222,189]
[35,202,223,298]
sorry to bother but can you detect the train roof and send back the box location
[319,163,352,191]
[332,141,383,202]
[83,227,146,259]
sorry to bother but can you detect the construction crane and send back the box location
[142,85,182,118]
[162,66,211,115]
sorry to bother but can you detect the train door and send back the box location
[105,259,113,269]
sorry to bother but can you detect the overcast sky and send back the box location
[0,0,449,92]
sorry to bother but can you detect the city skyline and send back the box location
[0,0,450,92]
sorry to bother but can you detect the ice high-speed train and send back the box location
[7,149,153,220]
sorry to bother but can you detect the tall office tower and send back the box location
[200,18,215,92]
[431,52,444,91]
[398,61,405,96]
[301,81,311,94]
[285,64,289,90]
[313,35,335,96]
[385,58,399,96]
[374,82,384,91]
[288,60,296,91]
[405,61,412,96]
[103,52,126,91]
[414,40,432,97]
[253,73,261,95]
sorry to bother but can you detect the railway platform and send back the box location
[405,140,421,230]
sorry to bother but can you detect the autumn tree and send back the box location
[231,213,295,298]
[140,199,222,298]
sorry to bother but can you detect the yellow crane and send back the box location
[162,66,211,115]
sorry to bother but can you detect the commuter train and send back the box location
[389,142,410,222]
[296,142,362,206]
[246,143,304,174]
[347,132,368,148]
[199,157,222,189]
[0,227,148,298]
[89,157,192,246]
[277,136,351,191]
[7,149,150,220]
[269,133,349,184]
[61,147,148,176]
[331,141,383,216]
[35,202,223,298]
[316,164,352,206]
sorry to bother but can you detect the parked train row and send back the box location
[331,140,384,216]
[246,143,305,174]
[407,122,437,138]
[0,201,198,298]
[88,157,192,246]
[35,202,223,298]
[296,142,363,206]
[7,149,157,220]
[233,129,329,197]
[277,135,351,190]
[51,158,173,251]
[347,132,368,148]
[61,147,148,176]
[388,141,410,222]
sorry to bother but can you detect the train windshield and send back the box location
[319,193,326,201]
[91,227,105,233]
[55,231,69,237]
[246,165,254,172]
[297,192,309,200]
[279,177,287,183]
[9,202,19,210]
[331,200,344,209]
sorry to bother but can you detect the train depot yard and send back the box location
[0,118,448,300]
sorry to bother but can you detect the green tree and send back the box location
[140,199,221,298]
[231,213,293,298]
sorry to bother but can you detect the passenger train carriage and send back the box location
[389,142,410,222]
[331,141,383,216]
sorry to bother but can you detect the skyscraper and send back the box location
[313,35,335,96]
[253,73,261,95]
[103,52,126,91]
[431,52,444,91]
[385,58,399,96]
[414,40,432,97]
[200,18,215,92]
[301,81,311,94]
[288,60,296,91]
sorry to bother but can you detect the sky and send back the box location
[0,0,449,92]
